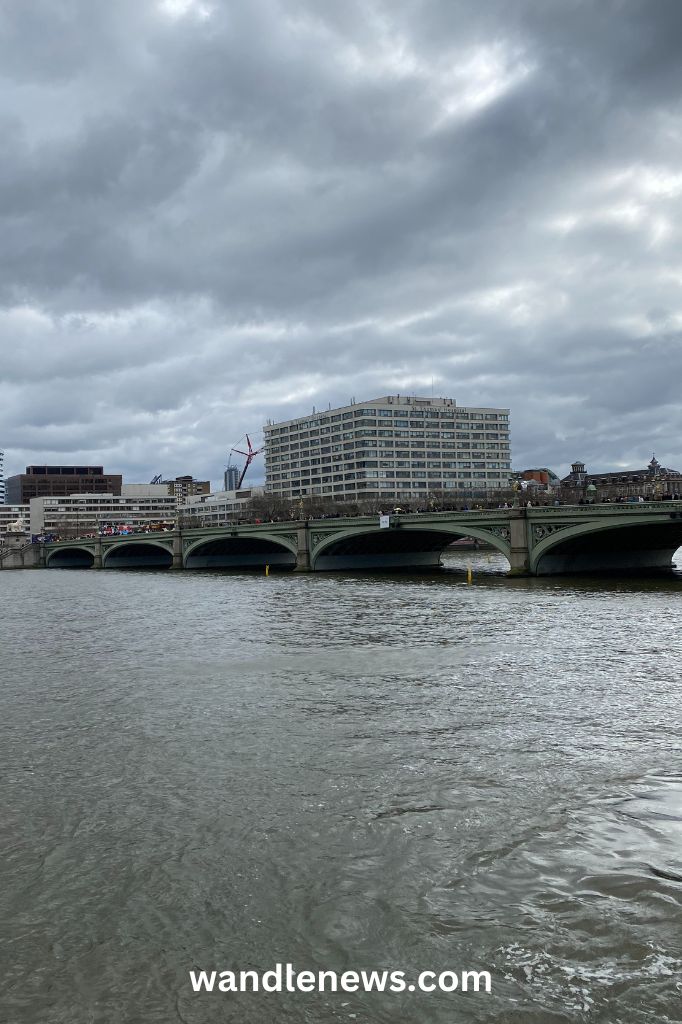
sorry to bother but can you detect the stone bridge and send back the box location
[4,502,682,575]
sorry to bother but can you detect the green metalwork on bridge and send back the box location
[5,501,679,576]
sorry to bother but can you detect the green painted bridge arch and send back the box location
[528,506,682,575]
[46,543,97,568]
[101,538,174,569]
[309,517,512,571]
[182,528,298,569]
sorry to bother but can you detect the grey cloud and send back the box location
[1,0,682,483]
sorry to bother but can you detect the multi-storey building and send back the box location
[180,487,265,527]
[224,465,240,492]
[560,457,682,500]
[264,396,511,502]
[6,465,122,504]
[0,504,30,537]
[29,493,177,537]
[165,475,211,503]
[0,449,4,504]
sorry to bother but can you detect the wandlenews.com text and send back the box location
[190,964,492,995]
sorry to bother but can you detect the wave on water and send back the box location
[490,776,682,1020]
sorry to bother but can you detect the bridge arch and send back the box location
[183,532,297,570]
[46,545,96,568]
[311,523,511,572]
[531,515,682,575]
[102,540,173,569]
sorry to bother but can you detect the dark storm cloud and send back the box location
[1,0,682,484]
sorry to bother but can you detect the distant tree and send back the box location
[246,493,291,520]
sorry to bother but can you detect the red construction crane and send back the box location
[230,434,264,489]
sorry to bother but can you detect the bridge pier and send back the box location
[508,510,531,576]
[294,524,311,572]
[172,530,183,569]
[92,539,103,569]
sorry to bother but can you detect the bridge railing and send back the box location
[528,501,682,516]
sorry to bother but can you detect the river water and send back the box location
[2,553,681,1024]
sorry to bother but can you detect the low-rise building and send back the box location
[179,487,266,527]
[30,493,178,537]
[515,467,561,492]
[560,457,682,499]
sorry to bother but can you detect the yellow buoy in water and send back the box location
[265,564,270,576]
[467,565,473,584]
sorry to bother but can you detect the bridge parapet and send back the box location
[528,501,682,517]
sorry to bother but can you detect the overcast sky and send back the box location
[2,0,681,488]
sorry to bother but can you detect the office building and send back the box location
[561,457,682,499]
[166,475,211,503]
[0,449,4,503]
[148,475,211,504]
[30,493,177,537]
[6,465,122,505]
[180,487,265,527]
[263,396,511,502]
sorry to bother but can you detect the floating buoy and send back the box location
[265,564,270,576]
[467,565,473,584]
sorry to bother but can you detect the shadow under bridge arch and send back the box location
[46,545,95,568]
[532,517,682,575]
[184,534,297,570]
[103,541,173,569]
[312,525,511,572]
